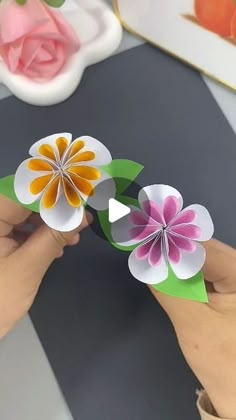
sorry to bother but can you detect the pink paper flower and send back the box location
[0,0,80,81]
[112,185,214,284]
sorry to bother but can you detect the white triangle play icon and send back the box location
[108,198,131,223]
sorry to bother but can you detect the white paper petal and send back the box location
[67,135,112,166]
[86,171,116,210]
[138,185,183,214]
[128,249,168,284]
[14,159,52,204]
[40,193,84,232]
[29,133,72,160]
[111,205,141,247]
[183,204,214,241]
[170,242,206,280]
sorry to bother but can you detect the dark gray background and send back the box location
[1,44,236,419]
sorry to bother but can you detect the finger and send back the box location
[9,211,93,283]
[203,239,236,293]
[0,195,31,236]
[0,237,19,258]
[27,213,44,228]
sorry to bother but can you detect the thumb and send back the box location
[203,239,236,293]
[10,211,93,281]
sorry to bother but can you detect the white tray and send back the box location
[0,0,122,106]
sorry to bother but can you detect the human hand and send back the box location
[0,195,92,339]
[150,239,236,419]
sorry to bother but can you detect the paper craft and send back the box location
[115,0,236,90]
[0,142,214,302]
[111,185,214,300]
[14,133,116,231]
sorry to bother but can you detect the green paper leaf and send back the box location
[43,0,65,7]
[0,175,39,213]
[97,195,139,251]
[102,159,144,195]
[153,267,208,303]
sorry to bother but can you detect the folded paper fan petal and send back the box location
[170,242,206,280]
[14,158,51,204]
[111,206,143,247]
[128,248,168,284]
[29,133,72,159]
[67,136,112,166]
[163,196,181,224]
[138,185,183,216]
[40,192,84,232]
[86,171,116,210]
[182,204,214,241]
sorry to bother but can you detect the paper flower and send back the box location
[14,133,115,231]
[112,185,214,284]
[0,0,80,81]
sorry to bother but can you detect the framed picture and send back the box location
[115,0,236,90]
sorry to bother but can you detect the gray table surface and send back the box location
[1,1,236,420]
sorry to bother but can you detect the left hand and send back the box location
[0,195,92,338]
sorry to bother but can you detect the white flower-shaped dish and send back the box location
[0,0,122,106]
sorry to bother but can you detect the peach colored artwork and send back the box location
[184,0,236,43]
[115,0,236,90]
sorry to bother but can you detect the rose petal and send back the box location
[50,8,80,51]
[0,0,48,44]
[23,41,65,80]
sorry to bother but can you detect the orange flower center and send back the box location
[28,138,101,209]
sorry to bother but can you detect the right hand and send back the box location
[150,239,236,419]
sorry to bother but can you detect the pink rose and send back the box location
[0,0,80,81]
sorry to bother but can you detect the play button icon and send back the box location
[108,198,131,223]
